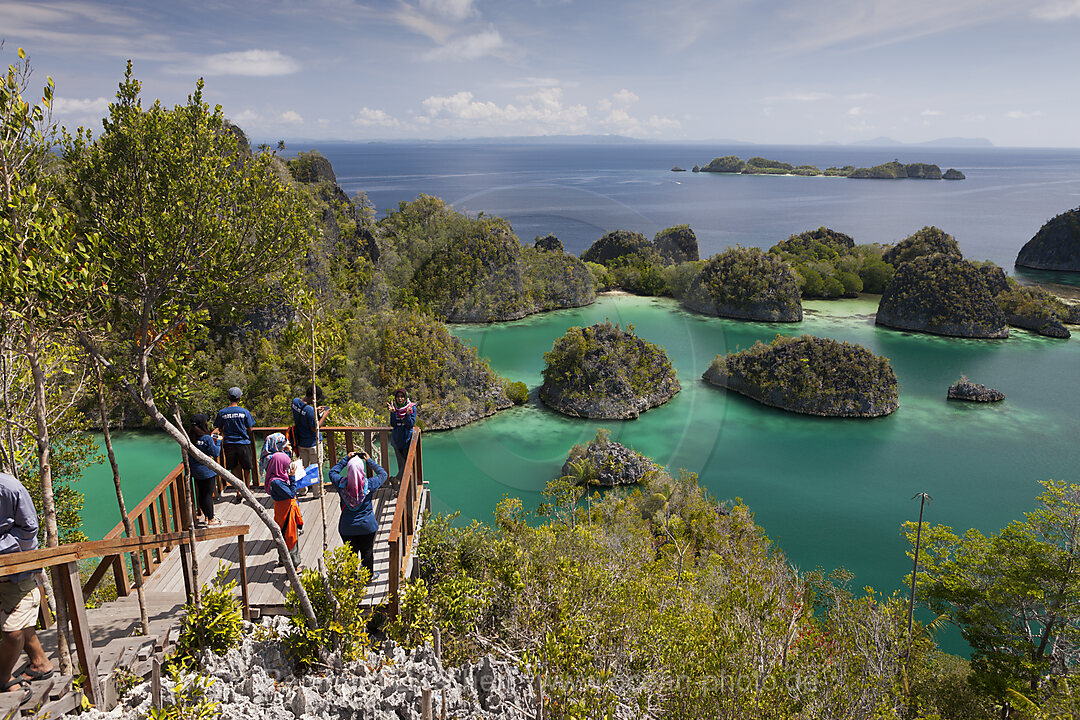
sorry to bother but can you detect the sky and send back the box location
[4,0,1080,146]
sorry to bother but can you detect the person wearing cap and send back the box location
[215,387,255,487]
[290,385,330,480]
[188,414,223,526]
[0,472,54,702]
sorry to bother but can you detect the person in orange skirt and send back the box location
[265,451,304,568]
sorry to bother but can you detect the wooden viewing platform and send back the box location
[0,425,428,717]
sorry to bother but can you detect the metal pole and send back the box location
[907,492,932,657]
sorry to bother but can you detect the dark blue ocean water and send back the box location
[301,142,1080,273]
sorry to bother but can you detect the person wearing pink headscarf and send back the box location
[328,450,387,578]
[266,451,304,568]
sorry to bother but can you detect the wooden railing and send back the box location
[251,426,393,473]
[0,525,249,706]
[387,427,425,616]
[253,424,426,615]
[83,463,190,599]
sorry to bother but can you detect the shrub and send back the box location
[171,566,243,668]
[283,546,373,670]
[504,380,529,406]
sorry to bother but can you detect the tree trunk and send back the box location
[172,405,201,607]
[92,359,150,635]
[24,329,73,674]
[312,323,327,553]
[77,337,319,625]
[134,361,316,624]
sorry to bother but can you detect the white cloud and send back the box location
[52,96,110,115]
[419,0,475,21]
[921,109,943,116]
[227,109,305,128]
[421,88,588,132]
[353,107,401,127]
[600,108,681,137]
[423,29,505,60]
[764,91,833,103]
[501,77,573,89]
[280,110,304,125]
[612,89,639,105]
[232,109,261,126]
[1006,110,1043,119]
[848,106,863,116]
[1032,0,1080,19]
[393,2,454,42]
[195,50,300,77]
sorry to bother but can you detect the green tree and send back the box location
[63,63,319,623]
[910,480,1080,707]
[0,47,101,673]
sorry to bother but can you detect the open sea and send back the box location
[79,143,1080,637]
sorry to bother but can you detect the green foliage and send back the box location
[386,578,436,650]
[146,660,220,720]
[171,566,244,669]
[410,213,532,322]
[608,254,668,296]
[581,229,654,266]
[584,262,615,291]
[744,156,795,173]
[996,282,1074,328]
[504,380,529,406]
[704,334,899,416]
[283,546,373,669]
[653,224,699,263]
[534,233,564,252]
[661,260,705,299]
[910,480,1080,706]
[1016,207,1080,271]
[523,246,596,311]
[882,226,962,267]
[769,227,885,299]
[64,62,316,410]
[699,155,745,173]
[539,321,678,416]
[684,246,802,320]
[877,253,1007,337]
[418,468,919,718]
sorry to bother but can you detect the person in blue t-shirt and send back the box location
[328,450,387,579]
[290,385,330,474]
[188,414,222,526]
[215,386,255,488]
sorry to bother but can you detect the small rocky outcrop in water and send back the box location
[876,254,1009,338]
[682,247,802,321]
[540,321,679,419]
[948,377,1005,402]
[702,335,899,417]
[1016,207,1080,272]
[943,168,966,180]
[671,165,686,172]
[561,428,658,487]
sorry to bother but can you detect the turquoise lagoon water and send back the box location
[76,141,1080,606]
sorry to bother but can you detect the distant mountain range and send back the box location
[839,136,994,148]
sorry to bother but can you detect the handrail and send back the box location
[388,427,421,543]
[0,525,250,575]
[101,463,185,541]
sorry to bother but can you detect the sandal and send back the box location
[20,668,53,682]
[2,678,32,704]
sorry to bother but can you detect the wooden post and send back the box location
[158,495,173,551]
[136,513,151,573]
[379,430,390,470]
[344,430,355,456]
[441,688,447,720]
[363,430,373,459]
[179,543,193,602]
[150,657,161,710]
[388,536,401,617]
[422,687,433,720]
[36,575,54,629]
[147,502,162,565]
[55,562,102,705]
[237,535,250,621]
[326,430,337,466]
[113,555,130,597]
[534,675,543,720]
[433,626,441,659]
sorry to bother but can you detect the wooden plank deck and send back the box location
[138,480,426,612]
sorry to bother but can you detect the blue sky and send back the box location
[4,0,1080,146]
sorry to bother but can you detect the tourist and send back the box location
[265,451,304,568]
[259,431,288,493]
[188,414,222,527]
[387,389,417,482]
[291,385,330,481]
[0,472,54,703]
[215,386,255,488]
[329,450,388,579]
